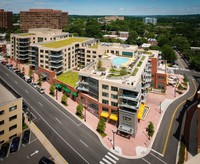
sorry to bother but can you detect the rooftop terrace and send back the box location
[41,37,89,48]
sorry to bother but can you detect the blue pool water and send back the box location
[112,57,129,67]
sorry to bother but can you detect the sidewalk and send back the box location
[9,59,186,158]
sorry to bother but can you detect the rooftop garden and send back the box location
[90,44,99,49]
[19,33,34,36]
[132,68,139,76]
[108,67,129,77]
[56,70,79,87]
[42,38,88,48]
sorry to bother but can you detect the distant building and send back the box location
[0,80,22,144]
[20,9,68,32]
[10,28,71,63]
[144,17,157,25]
[0,9,13,30]
[104,16,124,23]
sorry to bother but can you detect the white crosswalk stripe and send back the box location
[99,152,119,164]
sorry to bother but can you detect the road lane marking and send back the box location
[55,117,61,124]
[105,155,116,163]
[150,152,167,164]
[102,158,111,164]
[142,158,151,164]
[15,81,18,84]
[151,148,164,157]
[25,90,29,93]
[162,79,197,155]
[26,102,89,164]
[80,140,88,147]
[30,138,38,144]
[99,161,104,164]
[107,152,119,160]
[38,102,43,107]
[6,73,9,76]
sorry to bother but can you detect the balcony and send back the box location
[119,102,139,110]
[77,86,89,92]
[119,93,140,101]
[49,58,62,63]
[49,64,63,69]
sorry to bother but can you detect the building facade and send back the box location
[144,17,157,25]
[10,28,71,63]
[20,9,68,32]
[0,9,13,30]
[0,81,22,144]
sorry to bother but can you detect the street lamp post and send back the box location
[84,105,86,122]
[56,88,58,100]
[160,101,162,114]
[112,130,116,150]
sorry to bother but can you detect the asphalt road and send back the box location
[1,62,200,164]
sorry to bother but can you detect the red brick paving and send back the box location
[10,59,186,157]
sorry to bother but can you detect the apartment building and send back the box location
[20,9,68,32]
[0,81,22,144]
[76,43,152,136]
[104,16,124,22]
[0,9,13,30]
[10,28,71,63]
[144,17,157,25]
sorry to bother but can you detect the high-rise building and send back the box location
[0,80,22,144]
[144,17,157,25]
[0,9,13,30]
[20,9,68,32]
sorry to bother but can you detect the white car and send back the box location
[36,86,45,94]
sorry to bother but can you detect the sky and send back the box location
[1,0,200,15]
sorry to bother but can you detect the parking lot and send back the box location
[0,130,52,164]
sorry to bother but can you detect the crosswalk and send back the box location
[99,152,119,164]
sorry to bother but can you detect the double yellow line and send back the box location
[162,79,197,155]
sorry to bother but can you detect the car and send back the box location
[6,64,13,68]
[36,86,45,94]
[0,143,10,158]
[31,82,38,88]
[22,129,30,144]
[10,137,20,153]
[39,156,55,164]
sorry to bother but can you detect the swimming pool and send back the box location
[112,57,129,68]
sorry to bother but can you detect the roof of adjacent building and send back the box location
[41,37,89,48]
[0,82,16,105]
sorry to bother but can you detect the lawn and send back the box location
[56,71,79,87]
[42,37,88,48]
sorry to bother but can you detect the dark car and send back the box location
[22,130,30,144]
[0,143,10,158]
[39,156,55,164]
[10,137,20,153]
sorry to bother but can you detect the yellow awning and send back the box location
[101,111,109,118]
[109,114,118,121]
[137,103,145,119]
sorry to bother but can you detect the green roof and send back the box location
[41,38,88,48]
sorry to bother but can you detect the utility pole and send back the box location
[112,130,116,150]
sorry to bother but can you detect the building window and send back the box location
[45,50,48,53]
[111,102,118,107]
[102,107,108,112]
[87,50,90,53]
[111,94,118,99]
[102,99,109,104]
[102,84,109,90]
[40,50,44,53]
[40,55,44,58]
[0,110,4,115]
[0,120,4,125]
[111,110,118,114]
[111,86,118,92]
[9,115,17,121]
[102,92,109,97]
[9,105,17,112]
[40,60,44,63]
[9,124,17,131]
[9,134,17,140]
[0,130,4,136]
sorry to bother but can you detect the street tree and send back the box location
[49,85,55,96]
[61,94,68,106]
[161,45,177,64]
[96,117,106,135]
[28,66,34,79]
[37,75,42,87]
[76,104,83,117]
[148,121,154,139]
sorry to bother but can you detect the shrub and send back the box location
[61,94,68,106]
[96,117,106,136]
[76,104,83,118]
[148,121,154,139]
[49,85,55,96]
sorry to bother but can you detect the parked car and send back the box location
[22,130,30,144]
[31,82,38,88]
[0,143,10,158]
[10,137,20,153]
[39,156,55,164]
[6,64,13,68]
[36,86,45,94]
